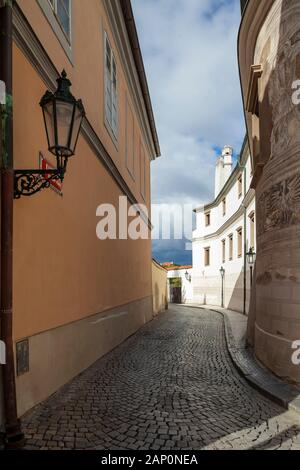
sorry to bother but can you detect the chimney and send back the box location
[215,157,223,198]
[222,145,233,183]
[214,146,233,197]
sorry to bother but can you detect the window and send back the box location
[237,227,243,258]
[205,212,211,227]
[49,0,71,39]
[222,239,226,264]
[249,212,255,248]
[229,234,233,261]
[238,174,243,199]
[204,248,210,267]
[140,141,146,199]
[126,96,135,178]
[105,33,118,139]
[222,197,226,216]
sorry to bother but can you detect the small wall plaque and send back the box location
[16,339,29,376]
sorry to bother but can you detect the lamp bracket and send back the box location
[14,169,65,199]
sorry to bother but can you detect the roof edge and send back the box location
[119,0,161,158]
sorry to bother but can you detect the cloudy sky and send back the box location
[132,0,245,264]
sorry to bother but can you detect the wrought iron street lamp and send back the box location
[246,247,256,287]
[220,266,225,308]
[185,270,191,282]
[14,70,85,198]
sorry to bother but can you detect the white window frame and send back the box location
[238,173,243,199]
[48,0,71,42]
[249,211,256,249]
[205,211,211,227]
[204,247,210,267]
[104,32,118,141]
[222,239,226,264]
[222,197,226,216]
[229,234,233,261]
[237,227,243,259]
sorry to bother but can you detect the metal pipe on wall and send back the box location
[0,0,24,447]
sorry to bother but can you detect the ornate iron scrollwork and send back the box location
[14,169,65,199]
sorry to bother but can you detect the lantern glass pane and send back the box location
[56,100,74,156]
[43,100,55,150]
[70,104,83,153]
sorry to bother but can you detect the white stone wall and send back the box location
[192,146,255,313]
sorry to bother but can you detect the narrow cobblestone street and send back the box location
[22,306,300,450]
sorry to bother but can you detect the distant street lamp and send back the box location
[246,247,256,287]
[185,270,191,282]
[220,266,225,308]
[14,70,85,198]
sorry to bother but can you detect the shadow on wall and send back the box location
[244,0,300,386]
[197,267,255,314]
[152,260,168,316]
[226,268,253,314]
[181,285,192,304]
[182,286,187,304]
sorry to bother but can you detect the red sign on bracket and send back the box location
[39,152,63,195]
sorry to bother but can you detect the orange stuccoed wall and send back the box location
[12,0,156,415]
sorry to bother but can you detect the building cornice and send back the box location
[13,3,152,229]
[103,0,160,160]
[193,189,255,243]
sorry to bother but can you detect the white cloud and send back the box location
[131,0,245,262]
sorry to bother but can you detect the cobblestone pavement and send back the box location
[22,306,300,450]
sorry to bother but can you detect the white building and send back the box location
[192,140,255,313]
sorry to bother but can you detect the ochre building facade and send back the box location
[7,0,160,416]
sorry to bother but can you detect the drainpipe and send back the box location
[0,1,24,447]
[238,155,247,316]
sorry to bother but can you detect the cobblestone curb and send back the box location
[185,305,300,415]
